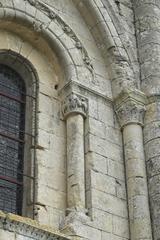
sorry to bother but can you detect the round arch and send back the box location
[74,0,138,98]
[0,50,39,90]
[0,0,94,88]
[0,49,39,218]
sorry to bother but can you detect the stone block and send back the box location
[85,117,106,139]
[125,158,146,179]
[85,133,107,157]
[90,170,116,195]
[108,159,125,181]
[91,189,128,218]
[88,208,112,233]
[88,97,99,119]
[38,112,54,132]
[146,156,160,178]
[127,177,148,200]
[145,102,160,124]
[148,175,160,196]
[37,129,50,149]
[112,215,129,239]
[38,206,65,229]
[144,121,160,144]
[70,222,101,240]
[130,218,152,239]
[105,141,123,162]
[37,165,66,192]
[105,126,122,146]
[16,234,33,240]
[85,133,123,162]
[36,148,66,173]
[0,230,15,240]
[39,93,53,115]
[115,179,127,200]
[97,101,114,126]
[101,231,129,240]
[85,152,108,175]
[145,138,160,160]
[36,183,66,209]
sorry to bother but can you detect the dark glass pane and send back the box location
[0,64,26,215]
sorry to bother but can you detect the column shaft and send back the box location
[144,100,160,239]
[62,92,88,215]
[115,89,152,240]
[123,124,152,240]
[133,1,160,237]
[66,114,85,211]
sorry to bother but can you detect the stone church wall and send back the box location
[0,0,158,240]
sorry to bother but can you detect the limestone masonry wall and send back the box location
[0,0,158,240]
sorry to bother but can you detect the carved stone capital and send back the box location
[62,93,88,119]
[115,89,146,129]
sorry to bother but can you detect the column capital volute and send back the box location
[62,92,88,119]
[114,89,147,129]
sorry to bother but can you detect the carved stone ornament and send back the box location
[0,211,69,240]
[23,0,94,73]
[62,93,88,119]
[116,100,146,128]
[115,89,146,129]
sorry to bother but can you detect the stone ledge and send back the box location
[0,211,70,240]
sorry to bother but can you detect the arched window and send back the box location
[0,64,26,215]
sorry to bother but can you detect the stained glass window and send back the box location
[0,64,26,215]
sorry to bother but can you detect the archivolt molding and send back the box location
[77,0,136,64]
[74,0,138,97]
[24,0,93,72]
[0,0,94,87]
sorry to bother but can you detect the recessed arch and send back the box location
[73,0,138,97]
[0,49,39,218]
[0,50,39,90]
[0,0,95,89]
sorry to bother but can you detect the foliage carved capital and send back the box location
[62,93,88,119]
[115,89,146,129]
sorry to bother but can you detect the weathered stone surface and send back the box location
[0,212,69,240]
[115,90,152,240]
[66,114,86,211]
[0,0,159,240]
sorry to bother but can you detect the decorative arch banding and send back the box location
[25,0,94,72]
[0,0,95,87]
[74,0,137,98]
